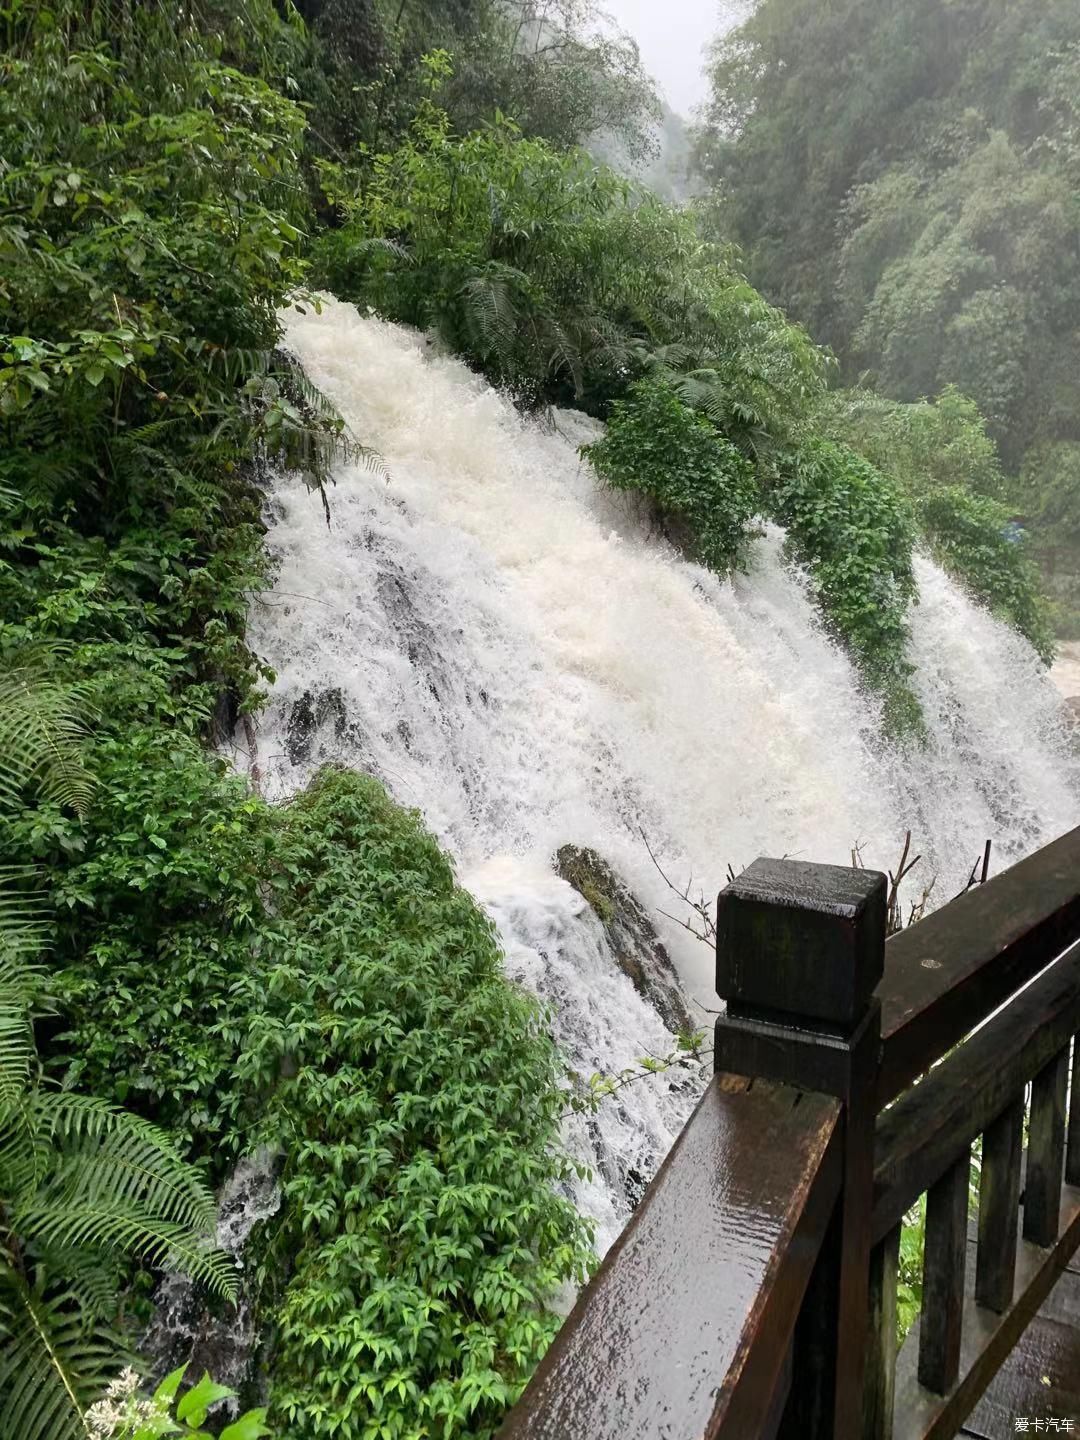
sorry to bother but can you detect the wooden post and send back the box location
[919,1151,969,1393]
[715,857,887,1440]
[976,1097,1024,1312]
[1025,1047,1069,1247]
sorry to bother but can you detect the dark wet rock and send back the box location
[554,845,691,1033]
[209,683,240,748]
[286,686,347,765]
[142,1151,280,1412]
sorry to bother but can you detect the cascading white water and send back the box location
[240,295,1080,1247]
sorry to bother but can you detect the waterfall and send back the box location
[240,295,1080,1246]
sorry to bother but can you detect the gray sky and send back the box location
[604,0,752,115]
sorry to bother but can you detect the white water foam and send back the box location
[240,295,1080,1243]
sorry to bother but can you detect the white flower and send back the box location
[83,1369,167,1439]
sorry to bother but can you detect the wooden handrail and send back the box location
[499,826,1080,1440]
[877,824,1080,1106]
[496,1074,841,1440]
[872,938,1080,1243]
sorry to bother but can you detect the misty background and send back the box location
[605,0,753,113]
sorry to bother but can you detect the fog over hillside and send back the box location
[605,0,754,113]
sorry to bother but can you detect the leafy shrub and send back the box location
[770,439,921,731]
[39,764,593,1440]
[819,386,1005,501]
[253,771,593,1440]
[917,487,1055,662]
[313,72,828,426]
[820,387,1055,659]
[582,379,759,571]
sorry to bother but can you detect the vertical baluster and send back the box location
[918,1152,968,1395]
[975,1097,1023,1312]
[862,1224,900,1440]
[1025,1047,1068,1247]
[1066,1035,1080,1188]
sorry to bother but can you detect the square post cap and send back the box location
[716,857,887,1029]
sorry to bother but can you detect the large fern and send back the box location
[0,664,237,1440]
[0,945,239,1440]
[0,663,95,822]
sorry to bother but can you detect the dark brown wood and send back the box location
[1025,1049,1069,1248]
[716,857,886,1027]
[1067,1035,1080,1188]
[780,1013,881,1440]
[919,1153,970,1395]
[714,999,881,1100]
[862,1224,900,1440]
[975,1098,1024,1313]
[496,1075,841,1440]
[717,858,886,1440]
[872,945,1080,1242]
[878,825,1080,1107]
[893,1186,1080,1440]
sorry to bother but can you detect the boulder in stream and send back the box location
[554,845,691,1034]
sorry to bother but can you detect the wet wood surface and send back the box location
[975,1099,1024,1314]
[893,1183,1080,1440]
[919,1154,970,1395]
[877,825,1080,1107]
[872,946,1080,1243]
[716,856,885,1026]
[496,1074,841,1440]
[1025,1050,1069,1248]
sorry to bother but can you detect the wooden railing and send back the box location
[497,823,1080,1440]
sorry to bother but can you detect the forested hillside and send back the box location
[695,0,1080,636]
[0,3,1071,1439]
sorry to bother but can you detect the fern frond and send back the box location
[0,1008,34,1114]
[33,1244,124,1328]
[31,1100,217,1235]
[0,667,95,818]
[17,1205,237,1301]
[460,264,527,372]
[0,871,50,958]
[350,236,412,265]
[0,1266,114,1440]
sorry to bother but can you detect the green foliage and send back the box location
[254,771,593,1440]
[819,387,1005,501]
[0,659,95,821]
[0,947,237,1440]
[44,765,593,1440]
[0,656,237,1440]
[695,0,1079,636]
[84,1363,271,1439]
[897,1199,925,1344]
[821,387,1054,658]
[295,0,659,167]
[313,84,828,421]
[917,488,1055,662]
[1014,441,1080,638]
[582,378,759,572]
[770,440,921,731]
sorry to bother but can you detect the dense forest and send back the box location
[0,2,1073,1438]
[694,0,1080,637]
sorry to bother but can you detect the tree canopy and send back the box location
[696,0,1080,635]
